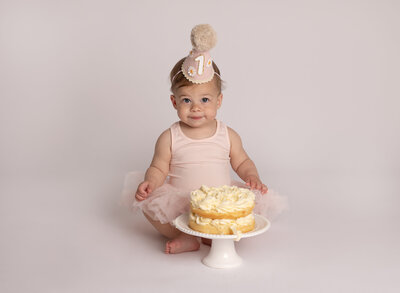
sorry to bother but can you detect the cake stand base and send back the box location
[202,239,242,268]
[173,213,270,269]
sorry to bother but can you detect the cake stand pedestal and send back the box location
[173,213,270,269]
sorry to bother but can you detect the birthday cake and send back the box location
[188,185,256,235]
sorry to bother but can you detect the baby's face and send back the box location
[170,81,222,128]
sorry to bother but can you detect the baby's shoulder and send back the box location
[155,128,172,147]
[225,125,241,141]
[224,125,244,150]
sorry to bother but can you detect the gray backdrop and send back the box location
[1,1,399,292]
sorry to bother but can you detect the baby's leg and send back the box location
[143,213,180,238]
[201,238,212,246]
[143,213,200,254]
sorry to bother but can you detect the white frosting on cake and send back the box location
[190,185,255,212]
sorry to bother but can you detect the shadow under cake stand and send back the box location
[173,213,270,268]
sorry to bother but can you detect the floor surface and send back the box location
[1,170,399,293]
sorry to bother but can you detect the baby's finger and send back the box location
[136,188,146,198]
[136,188,144,196]
[135,193,144,201]
[139,182,150,194]
[136,188,147,200]
[254,180,261,190]
[261,184,268,194]
[250,179,256,189]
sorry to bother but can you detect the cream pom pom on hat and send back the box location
[177,24,219,84]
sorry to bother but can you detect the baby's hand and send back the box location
[245,175,268,195]
[135,181,155,201]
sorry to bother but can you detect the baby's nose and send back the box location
[191,102,201,111]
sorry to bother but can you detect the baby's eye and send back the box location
[183,98,191,103]
[201,97,210,103]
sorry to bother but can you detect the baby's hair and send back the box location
[170,57,224,94]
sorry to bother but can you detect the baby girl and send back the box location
[126,24,284,254]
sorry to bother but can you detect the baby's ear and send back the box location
[170,95,178,109]
[217,93,223,108]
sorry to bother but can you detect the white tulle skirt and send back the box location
[121,171,288,224]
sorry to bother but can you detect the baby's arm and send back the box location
[228,127,268,194]
[135,129,171,201]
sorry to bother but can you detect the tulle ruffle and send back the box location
[121,172,191,224]
[121,171,288,224]
[231,180,289,221]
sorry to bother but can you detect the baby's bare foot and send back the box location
[165,234,200,254]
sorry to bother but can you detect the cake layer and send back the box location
[188,213,255,235]
[190,185,255,217]
[190,206,253,219]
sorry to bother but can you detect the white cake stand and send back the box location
[173,213,270,269]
